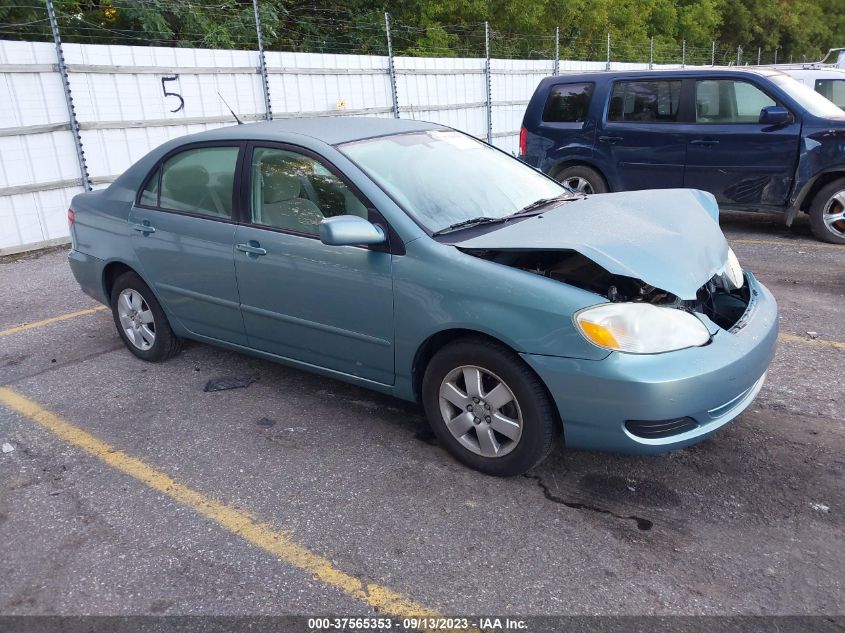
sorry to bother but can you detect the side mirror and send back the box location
[319,215,386,246]
[759,106,793,126]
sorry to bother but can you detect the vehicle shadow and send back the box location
[177,329,842,539]
[719,209,814,240]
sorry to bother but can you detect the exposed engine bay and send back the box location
[463,249,751,331]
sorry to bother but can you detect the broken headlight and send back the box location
[718,248,744,290]
[575,303,711,354]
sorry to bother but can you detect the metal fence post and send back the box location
[605,32,611,70]
[774,48,778,64]
[737,45,742,65]
[757,47,761,65]
[711,41,716,66]
[45,0,90,191]
[484,21,492,144]
[649,36,654,69]
[554,26,559,76]
[252,0,272,120]
[681,39,686,68]
[384,12,399,119]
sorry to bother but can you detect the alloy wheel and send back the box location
[822,189,845,238]
[438,365,523,458]
[117,288,156,351]
[563,176,594,195]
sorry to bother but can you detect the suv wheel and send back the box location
[110,271,181,362]
[554,165,608,195]
[809,178,845,244]
[422,337,559,476]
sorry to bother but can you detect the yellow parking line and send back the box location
[0,387,440,620]
[730,238,842,250]
[779,333,845,350]
[0,306,108,337]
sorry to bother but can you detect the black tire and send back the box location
[809,178,845,245]
[554,165,608,195]
[421,337,559,476]
[110,271,181,362]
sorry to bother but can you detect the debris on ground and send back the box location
[203,375,257,392]
[810,502,830,513]
[256,417,276,428]
[2,442,14,454]
[806,331,819,339]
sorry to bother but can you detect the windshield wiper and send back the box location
[432,216,506,236]
[432,193,579,236]
[508,193,577,218]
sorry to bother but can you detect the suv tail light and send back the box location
[518,126,527,157]
[67,208,75,226]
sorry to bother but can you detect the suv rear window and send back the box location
[608,80,681,123]
[542,82,594,123]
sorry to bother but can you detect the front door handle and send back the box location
[130,221,156,234]
[236,241,267,256]
[598,135,623,145]
[690,138,720,146]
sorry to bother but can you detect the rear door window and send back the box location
[695,80,776,123]
[608,80,681,123]
[155,146,239,219]
[542,82,595,122]
[815,79,845,109]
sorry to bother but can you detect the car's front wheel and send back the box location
[422,337,559,476]
[110,271,181,362]
[809,178,845,244]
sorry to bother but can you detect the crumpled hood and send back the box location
[455,188,729,300]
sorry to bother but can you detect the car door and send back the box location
[598,78,687,190]
[683,78,801,206]
[232,143,394,385]
[129,143,247,345]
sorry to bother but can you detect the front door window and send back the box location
[250,147,368,235]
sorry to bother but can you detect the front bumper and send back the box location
[522,272,778,454]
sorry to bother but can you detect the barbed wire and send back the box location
[0,1,822,65]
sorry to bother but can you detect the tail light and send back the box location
[67,208,75,226]
[518,126,527,157]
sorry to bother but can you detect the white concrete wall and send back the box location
[0,38,663,253]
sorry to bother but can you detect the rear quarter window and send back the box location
[542,82,595,123]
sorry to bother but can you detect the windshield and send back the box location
[770,74,845,119]
[339,130,566,233]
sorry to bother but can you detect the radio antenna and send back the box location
[218,92,243,125]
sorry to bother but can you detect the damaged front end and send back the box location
[462,248,751,334]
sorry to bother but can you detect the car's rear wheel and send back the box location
[422,337,558,476]
[554,165,608,195]
[809,178,845,244]
[110,271,181,362]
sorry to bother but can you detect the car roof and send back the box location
[775,67,845,77]
[544,66,786,83]
[179,117,443,146]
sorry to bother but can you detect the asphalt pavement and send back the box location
[0,211,843,624]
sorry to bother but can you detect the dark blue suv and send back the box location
[520,68,845,243]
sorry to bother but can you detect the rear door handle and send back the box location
[236,241,267,256]
[690,138,720,146]
[598,135,623,144]
[130,221,156,234]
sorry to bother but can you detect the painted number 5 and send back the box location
[161,75,185,113]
